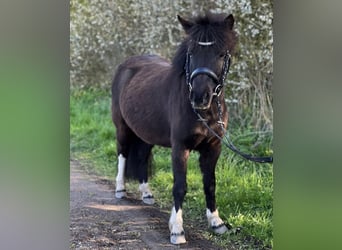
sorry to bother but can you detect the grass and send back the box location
[70,87,273,249]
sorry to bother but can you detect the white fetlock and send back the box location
[170,231,186,245]
[115,154,126,199]
[115,180,126,198]
[206,209,228,234]
[115,190,126,198]
[169,207,186,244]
[139,182,155,205]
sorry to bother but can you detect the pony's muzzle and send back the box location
[190,90,212,110]
[189,67,218,110]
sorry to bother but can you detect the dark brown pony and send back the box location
[111,12,237,244]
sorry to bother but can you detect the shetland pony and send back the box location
[111,12,237,244]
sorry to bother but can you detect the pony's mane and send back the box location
[172,12,237,74]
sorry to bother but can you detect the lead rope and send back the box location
[194,98,273,164]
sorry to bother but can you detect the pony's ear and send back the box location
[177,15,194,33]
[224,14,234,30]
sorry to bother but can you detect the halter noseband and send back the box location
[185,41,231,97]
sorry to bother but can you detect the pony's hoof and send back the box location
[170,232,186,244]
[212,223,228,234]
[115,189,126,199]
[142,195,155,205]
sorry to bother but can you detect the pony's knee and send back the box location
[139,182,154,205]
[169,206,186,244]
[206,209,228,234]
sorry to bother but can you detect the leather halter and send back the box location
[185,41,231,97]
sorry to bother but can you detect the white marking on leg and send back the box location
[115,154,126,198]
[139,182,154,204]
[169,206,186,244]
[206,208,228,234]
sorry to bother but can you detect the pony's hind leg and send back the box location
[113,118,133,199]
[127,138,154,204]
[112,65,135,199]
[115,153,127,198]
[114,123,154,204]
[139,182,154,205]
[115,137,130,199]
[112,90,154,203]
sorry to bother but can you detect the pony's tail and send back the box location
[125,139,153,181]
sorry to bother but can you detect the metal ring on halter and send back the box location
[213,84,223,96]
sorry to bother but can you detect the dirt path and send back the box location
[70,159,226,249]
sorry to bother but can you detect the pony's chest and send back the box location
[180,123,221,149]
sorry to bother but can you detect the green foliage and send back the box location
[70,89,273,249]
[70,88,117,176]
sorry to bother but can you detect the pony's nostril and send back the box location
[189,90,211,109]
[203,92,210,103]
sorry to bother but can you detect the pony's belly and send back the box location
[130,124,171,147]
[122,109,171,147]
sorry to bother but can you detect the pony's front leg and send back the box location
[169,146,189,244]
[199,142,229,234]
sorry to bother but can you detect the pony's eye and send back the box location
[219,53,225,58]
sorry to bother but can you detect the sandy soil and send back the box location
[70,159,229,250]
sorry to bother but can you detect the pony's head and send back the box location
[176,12,237,110]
